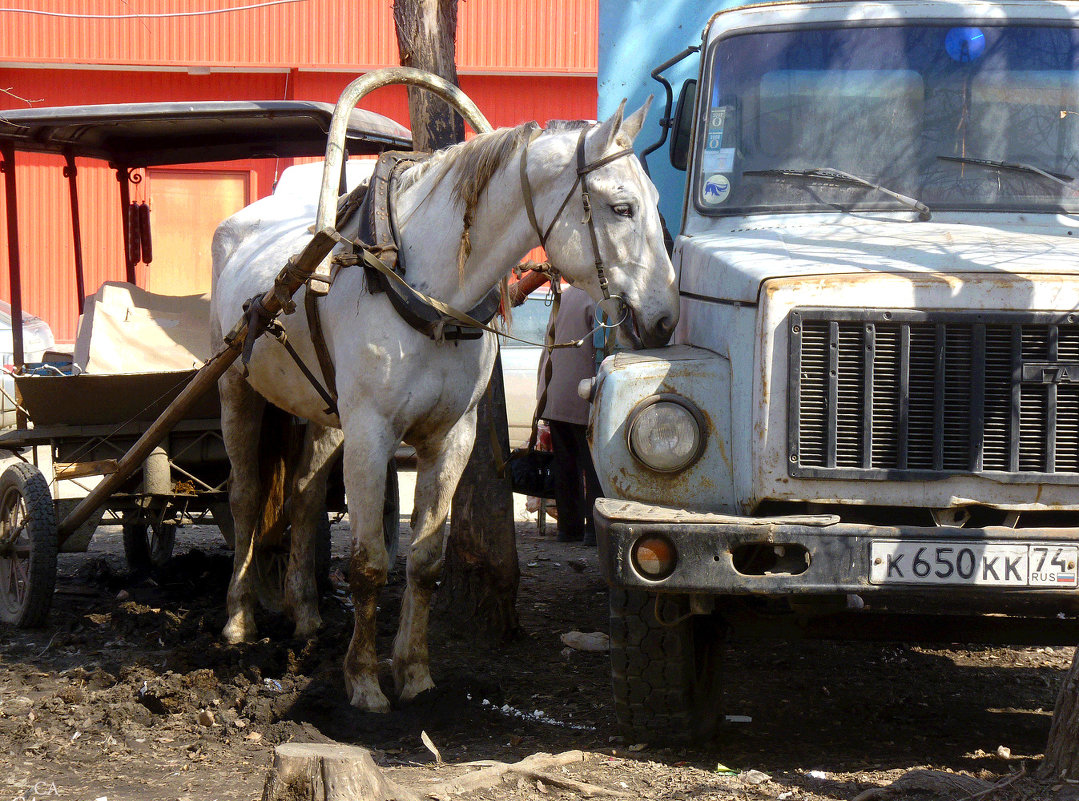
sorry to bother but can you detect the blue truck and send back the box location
[593,0,1079,741]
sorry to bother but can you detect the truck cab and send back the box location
[591,0,1079,741]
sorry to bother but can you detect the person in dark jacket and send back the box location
[536,286,602,545]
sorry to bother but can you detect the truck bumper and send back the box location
[594,497,1079,606]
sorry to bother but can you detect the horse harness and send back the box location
[244,123,636,419]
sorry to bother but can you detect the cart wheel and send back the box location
[122,516,177,572]
[0,463,58,627]
[254,512,332,613]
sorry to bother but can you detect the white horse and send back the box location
[209,100,678,712]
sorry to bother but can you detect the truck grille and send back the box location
[788,309,1079,480]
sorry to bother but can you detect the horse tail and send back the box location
[256,402,305,547]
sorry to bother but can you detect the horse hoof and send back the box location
[348,680,391,713]
[393,660,436,702]
[293,614,322,641]
[398,674,436,703]
[222,615,257,644]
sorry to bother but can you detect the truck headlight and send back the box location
[626,394,705,473]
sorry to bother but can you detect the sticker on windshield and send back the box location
[701,147,736,174]
[706,106,730,150]
[702,174,731,205]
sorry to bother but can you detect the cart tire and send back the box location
[0,463,58,627]
[384,460,400,566]
[122,518,177,572]
[609,588,726,743]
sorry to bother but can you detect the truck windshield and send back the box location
[696,23,1079,216]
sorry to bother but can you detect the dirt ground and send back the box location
[1,475,1074,801]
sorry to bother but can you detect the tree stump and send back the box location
[261,742,422,801]
[263,745,630,800]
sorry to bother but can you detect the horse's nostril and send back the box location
[642,314,676,348]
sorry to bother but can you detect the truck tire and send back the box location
[0,463,58,628]
[609,588,726,743]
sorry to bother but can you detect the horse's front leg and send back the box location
[393,409,477,702]
[284,423,343,640]
[220,368,267,644]
[341,417,396,712]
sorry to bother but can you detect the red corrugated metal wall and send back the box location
[0,1,598,343]
[0,0,597,74]
[0,70,291,341]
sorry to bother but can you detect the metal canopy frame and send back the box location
[0,100,412,368]
[0,101,410,165]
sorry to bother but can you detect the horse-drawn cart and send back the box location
[0,97,416,626]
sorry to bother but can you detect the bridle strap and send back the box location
[519,124,634,268]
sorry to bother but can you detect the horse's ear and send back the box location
[620,96,653,143]
[589,99,627,158]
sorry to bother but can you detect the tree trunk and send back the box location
[1040,649,1079,781]
[442,351,521,639]
[392,0,465,151]
[392,0,520,639]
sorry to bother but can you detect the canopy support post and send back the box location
[64,153,86,313]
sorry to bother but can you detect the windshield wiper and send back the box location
[936,155,1073,186]
[743,167,931,221]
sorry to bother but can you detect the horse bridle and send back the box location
[519,124,635,323]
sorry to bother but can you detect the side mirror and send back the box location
[669,79,697,171]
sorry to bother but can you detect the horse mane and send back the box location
[395,122,540,315]
[544,119,592,132]
[397,121,540,214]
[395,120,593,323]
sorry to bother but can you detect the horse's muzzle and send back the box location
[626,311,675,350]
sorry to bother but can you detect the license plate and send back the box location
[869,540,1079,587]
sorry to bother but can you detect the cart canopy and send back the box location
[0,101,411,166]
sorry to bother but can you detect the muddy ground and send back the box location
[0,476,1075,801]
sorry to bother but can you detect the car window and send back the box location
[503,294,552,347]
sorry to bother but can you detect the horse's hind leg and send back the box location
[340,417,396,712]
[220,367,267,644]
[393,409,477,702]
[284,423,343,640]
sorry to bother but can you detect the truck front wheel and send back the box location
[609,588,726,743]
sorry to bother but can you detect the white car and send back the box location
[500,290,554,447]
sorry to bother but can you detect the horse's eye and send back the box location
[612,203,634,218]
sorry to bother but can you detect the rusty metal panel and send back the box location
[0,0,596,74]
[755,273,1079,511]
[589,345,735,512]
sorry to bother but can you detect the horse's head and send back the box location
[525,101,679,349]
